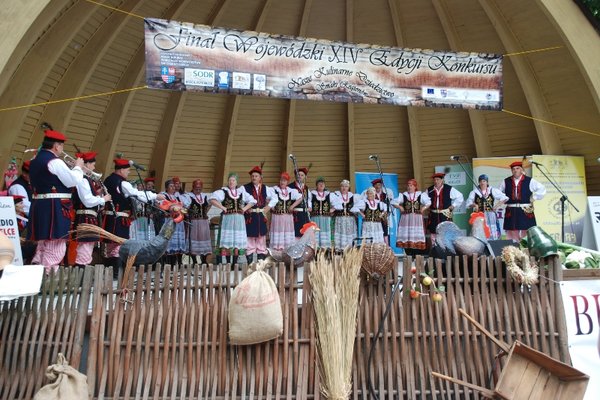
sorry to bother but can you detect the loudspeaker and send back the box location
[487,240,516,257]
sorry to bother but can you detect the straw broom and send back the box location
[309,247,363,400]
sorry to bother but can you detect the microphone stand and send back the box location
[451,156,482,197]
[369,156,394,236]
[530,161,578,243]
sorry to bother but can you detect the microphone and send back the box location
[450,155,460,161]
[368,154,378,160]
[128,160,147,171]
[597,157,600,163]
[288,154,294,160]
[530,160,543,166]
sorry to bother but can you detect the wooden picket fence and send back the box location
[0,255,568,399]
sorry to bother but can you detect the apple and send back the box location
[410,266,417,274]
[432,292,443,302]
[422,276,433,286]
[409,289,420,299]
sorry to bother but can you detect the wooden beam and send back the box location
[0,1,100,174]
[536,0,600,114]
[387,0,422,183]
[284,0,313,173]
[92,0,190,173]
[346,0,356,188]
[149,92,185,184]
[431,0,493,158]
[213,96,241,186]
[28,0,146,151]
[213,0,273,186]
[478,0,564,155]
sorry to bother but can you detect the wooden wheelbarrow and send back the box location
[432,308,589,400]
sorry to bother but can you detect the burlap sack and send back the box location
[229,263,283,345]
[33,353,89,400]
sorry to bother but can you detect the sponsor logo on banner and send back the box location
[144,18,503,109]
[232,72,251,89]
[160,66,176,84]
[217,71,229,89]
[253,74,266,91]
[442,171,466,186]
[184,68,215,86]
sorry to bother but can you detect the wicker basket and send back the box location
[361,243,396,280]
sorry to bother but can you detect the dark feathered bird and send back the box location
[431,212,491,258]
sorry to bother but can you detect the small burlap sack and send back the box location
[229,262,283,345]
[33,353,89,400]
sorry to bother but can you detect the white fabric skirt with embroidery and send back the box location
[218,214,248,250]
[270,214,295,250]
[396,213,426,249]
[189,219,212,255]
[334,216,357,250]
[362,221,385,244]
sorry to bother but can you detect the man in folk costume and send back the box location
[72,151,111,268]
[243,166,274,261]
[102,158,164,270]
[185,179,212,265]
[499,161,546,242]
[144,177,156,192]
[426,172,464,241]
[8,160,32,219]
[27,129,85,273]
[289,166,310,238]
[466,174,508,240]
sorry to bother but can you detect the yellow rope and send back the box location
[502,108,600,138]
[503,46,562,57]
[0,86,148,112]
[84,0,145,19]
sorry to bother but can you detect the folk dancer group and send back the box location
[10,129,546,273]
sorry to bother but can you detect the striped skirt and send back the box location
[129,217,156,241]
[334,216,357,251]
[218,214,247,250]
[270,214,295,250]
[312,215,332,248]
[189,219,212,255]
[484,210,501,240]
[166,218,187,254]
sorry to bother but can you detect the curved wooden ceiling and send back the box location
[1,0,599,193]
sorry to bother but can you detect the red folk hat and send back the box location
[113,158,130,169]
[371,178,383,185]
[431,172,445,179]
[22,160,31,172]
[280,172,291,181]
[510,161,523,168]
[76,151,97,163]
[172,176,181,183]
[44,129,67,142]
[144,177,156,183]
[248,165,263,175]
[298,167,309,175]
[12,194,25,203]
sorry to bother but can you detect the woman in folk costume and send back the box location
[269,172,303,250]
[357,187,388,244]
[392,179,431,254]
[466,174,508,240]
[161,179,187,265]
[210,173,256,265]
[289,166,310,238]
[331,180,359,250]
[308,177,333,248]
[185,179,212,265]
[129,179,156,241]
